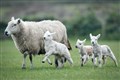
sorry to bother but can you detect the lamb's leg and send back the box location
[29,54,33,69]
[22,52,28,69]
[93,57,97,67]
[81,58,84,67]
[109,52,118,67]
[42,51,53,63]
[98,54,102,67]
[102,55,106,65]
[81,55,86,67]
[47,58,52,65]
[64,54,73,65]
[91,54,94,63]
[107,46,118,67]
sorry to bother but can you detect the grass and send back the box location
[0,39,120,80]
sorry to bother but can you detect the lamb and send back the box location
[89,33,118,67]
[42,31,73,68]
[75,39,93,66]
[4,17,72,69]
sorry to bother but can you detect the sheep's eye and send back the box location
[48,35,50,37]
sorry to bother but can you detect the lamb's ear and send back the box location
[83,39,86,43]
[77,39,80,42]
[17,19,21,24]
[90,33,92,38]
[11,17,15,21]
[97,34,101,39]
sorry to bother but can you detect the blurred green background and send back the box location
[1,1,120,80]
[0,0,120,40]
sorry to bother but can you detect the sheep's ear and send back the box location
[83,39,86,43]
[90,33,92,38]
[17,19,21,24]
[11,17,15,21]
[97,34,101,39]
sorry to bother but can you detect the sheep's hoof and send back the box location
[42,61,45,63]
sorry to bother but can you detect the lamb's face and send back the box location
[43,31,55,41]
[90,33,100,45]
[75,39,86,48]
[4,17,21,36]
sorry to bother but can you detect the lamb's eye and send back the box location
[79,43,81,45]
[12,24,16,27]
[48,35,50,37]
[14,24,16,26]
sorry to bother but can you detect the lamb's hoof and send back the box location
[92,59,94,63]
[50,63,52,65]
[22,67,26,69]
[42,61,45,63]
[81,64,83,67]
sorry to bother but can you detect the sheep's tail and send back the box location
[67,39,72,50]
[107,46,118,67]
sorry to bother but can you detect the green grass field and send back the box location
[0,39,120,80]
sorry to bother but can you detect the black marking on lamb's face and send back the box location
[4,31,8,36]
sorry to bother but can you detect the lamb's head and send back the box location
[89,33,101,46]
[4,17,22,36]
[43,31,56,41]
[75,39,86,48]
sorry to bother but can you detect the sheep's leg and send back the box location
[29,54,33,69]
[42,51,53,63]
[98,54,102,67]
[22,52,28,69]
[55,56,58,68]
[47,58,52,65]
[57,58,64,68]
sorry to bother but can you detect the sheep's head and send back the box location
[4,17,22,36]
[89,33,101,46]
[75,39,86,48]
[43,31,56,41]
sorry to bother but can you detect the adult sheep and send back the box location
[4,17,72,69]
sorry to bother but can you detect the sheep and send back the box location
[4,17,72,69]
[75,39,93,66]
[89,33,118,67]
[42,31,73,68]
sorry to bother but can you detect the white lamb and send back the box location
[90,33,118,67]
[42,31,73,68]
[75,39,93,66]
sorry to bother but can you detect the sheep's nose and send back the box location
[4,31,8,36]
